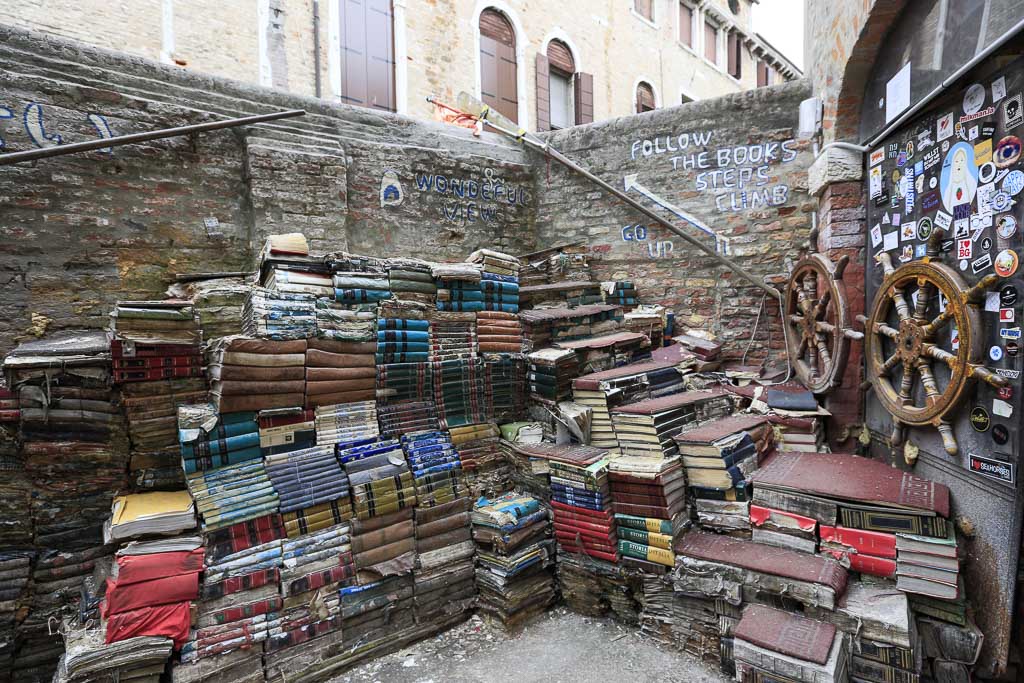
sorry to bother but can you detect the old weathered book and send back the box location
[675,414,770,454]
[751,452,950,517]
[734,605,849,683]
[895,527,957,558]
[752,488,838,525]
[752,528,816,554]
[851,655,920,683]
[820,526,896,558]
[896,575,958,600]
[809,581,914,650]
[916,617,983,664]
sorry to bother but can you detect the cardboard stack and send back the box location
[472,493,556,630]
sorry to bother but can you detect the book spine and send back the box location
[752,489,836,524]
[838,508,948,538]
[616,540,674,567]
[613,514,673,535]
[617,527,672,550]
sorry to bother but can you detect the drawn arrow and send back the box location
[623,174,727,253]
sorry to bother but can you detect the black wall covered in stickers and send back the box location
[864,53,1024,674]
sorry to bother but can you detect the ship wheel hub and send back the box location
[896,319,925,361]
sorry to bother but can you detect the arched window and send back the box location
[636,81,656,113]
[479,8,518,123]
[536,37,593,131]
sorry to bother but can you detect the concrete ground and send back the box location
[333,607,732,683]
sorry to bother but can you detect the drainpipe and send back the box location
[313,0,322,98]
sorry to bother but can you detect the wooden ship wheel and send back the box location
[784,235,863,394]
[860,231,1007,455]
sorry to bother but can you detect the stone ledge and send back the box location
[808,145,864,197]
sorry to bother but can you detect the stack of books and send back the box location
[675,414,772,535]
[242,286,317,340]
[526,348,578,404]
[750,452,952,583]
[103,490,197,543]
[553,331,652,374]
[896,527,960,600]
[337,438,417,521]
[519,304,622,350]
[110,301,202,351]
[545,445,617,563]
[611,388,732,458]
[733,605,850,683]
[609,456,687,569]
[671,334,721,362]
[472,493,556,630]
[257,408,315,456]
[623,305,667,349]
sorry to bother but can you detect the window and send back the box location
[704,20,718,64]
[679,3,693,47]
[727,31,742,79]
[479,8,518,124]
[547,40,575,129]
[338,0,396,112]
[536,39,593,131]
[636,81,656,113]
[757,59,772,87]
[634,0,654,22]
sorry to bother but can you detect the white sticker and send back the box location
[993,76,1007,102]
[886,63,912,123]
[986,292,1001,312]
[870,224,883,248]
[901,221,917,241]
[884,231,899,251]
[935,211,952,229]
[993,399,1014,418]
[869,148,885,167]
[938,112,954,141]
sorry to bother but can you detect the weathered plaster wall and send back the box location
[0,25,535,355]
[534,80,815,363]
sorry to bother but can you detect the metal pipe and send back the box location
[313,0,323,99]
[864,16,1024,148]
[0,109,306,166]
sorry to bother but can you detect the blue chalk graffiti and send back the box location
[23,103,64,149]
[87,113,114,154]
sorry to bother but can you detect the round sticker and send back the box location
[982,236,993,251]
[1007,341,1020,356]
[929,176,938,189]
[995,249,1020,277]
[992,191,1013,213]
[995,135,1023,168]
[970,406,991,432]
[1002,169,1024,195]
[990,345,1004,361]
[993,424,1010,445]
[942,140,950,153]
[917,217,933,240]
[1001,285,1019,306]
[959,259,969,271]
[997,214,1018,239]
[963,84,986,115]
[979,162,997,184]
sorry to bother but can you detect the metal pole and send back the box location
[0,109,307,166]
[313,0,323,99]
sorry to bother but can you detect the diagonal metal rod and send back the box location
[0,109,307,166]
[430,95,782,301]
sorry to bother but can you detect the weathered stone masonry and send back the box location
[0,26,812,366]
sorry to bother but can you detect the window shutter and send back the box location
[339,0,395,112]
[479,9,518,123]
[704,21,717,62]
[547,40,575,74]
[757,60,768,87]
[536,53,551,132]
[636,82,655,113]
[634,0,653,21]
[574,71,593,124]
[727,31,742,79]
[679,3,692,46]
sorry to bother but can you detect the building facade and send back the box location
[0,0,799,129]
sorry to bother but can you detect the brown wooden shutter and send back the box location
[636,82,655,113]
[574,71,593,124]
[479,10,518,124]
[535,53,551,132]
[547,40,575,74]
[704,21,717,62]
[757,60,768,87]
[727,31,742,79]
[679,3,692,46]
[339,0,395,112]
[480,8,515,45]
[634,0,653,21]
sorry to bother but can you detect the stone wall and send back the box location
[0,26,534,355]
[534,80,815,363]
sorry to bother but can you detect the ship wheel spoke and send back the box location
[880,353,901,375]
[915,360,942,408]
[814,334,833,367]
[812,290,832,320]
[816,320,837,336]
[936,422,958,456]
[968,363,1010,388]
[922,343,957,369]
[890,287,913,321]
[796,335,809,358]
[807,344,819,376]
[913,281,933,322]
[875,322,900,340]
[897,365,915,406]
[922,309,954,337]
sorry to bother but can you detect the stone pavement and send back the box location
[332,607,732,683]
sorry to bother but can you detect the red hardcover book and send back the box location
[558,545,619,563]
[821,548,897,578]
[0,409,20,422]
[113,366,204,383]
[258,410,315,429]
[549,500,614,522]
[553,522,616,543]
[750,505,817,532]
[820,525,897,559]
[115,549,205,585]
[612,502,678,518]
[110,340,201,358]
[735,604,836,665]
[555,532,617,552]
[113,355,201,370]
[612,490,684,508]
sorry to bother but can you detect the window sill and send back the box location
[630,9,659,30]
[678,41,697,56]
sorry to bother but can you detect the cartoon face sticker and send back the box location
[940,142,979,212]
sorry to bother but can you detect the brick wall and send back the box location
[534,80,815,364]
[0,26,534,355]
